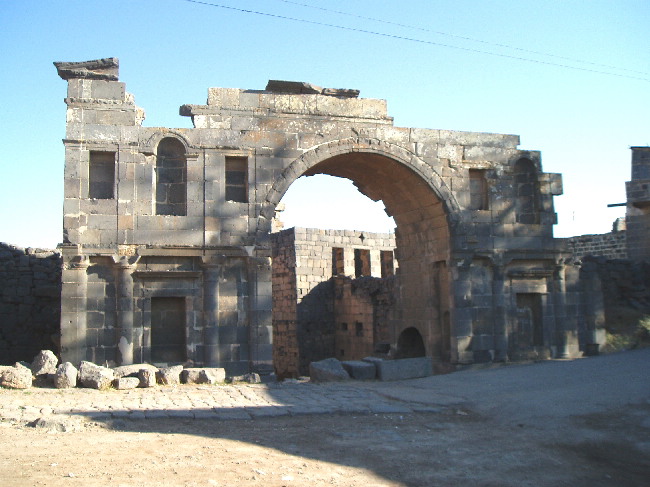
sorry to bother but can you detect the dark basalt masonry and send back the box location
[2,58,647,373]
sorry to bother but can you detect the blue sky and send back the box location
[1,0,648,248]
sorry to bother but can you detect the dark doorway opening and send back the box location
[396,327,426,358]
[151,297,186,363]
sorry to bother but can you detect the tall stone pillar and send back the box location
[60,251,90,365]
[554,260,569,358]
[248,255,274,374]
[492,259,508,361]
[202,255,226,366]
[113,255,140,365]
[451,259,474,364]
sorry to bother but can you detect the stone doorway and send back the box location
[150,297,186,364]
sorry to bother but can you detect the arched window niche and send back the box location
[155,137,187,216]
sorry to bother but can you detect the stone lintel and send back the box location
[54,58,119,81]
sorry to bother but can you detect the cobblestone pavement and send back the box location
[0,380,447,425]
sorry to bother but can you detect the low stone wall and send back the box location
[0,244,61,364]
[565,231,627,260]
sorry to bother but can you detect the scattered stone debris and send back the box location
[54,362,78,389]
[227,373,261,384]
[30,350,58,376]
[156,365,184,386]
[309,358,351,382]
[78,361,114,390]
[0,363,33,389]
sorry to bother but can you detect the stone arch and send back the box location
[261,137,460,222]
[140,130,194,156]
[267,137,457,374]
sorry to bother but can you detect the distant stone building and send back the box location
[625,147,650,261]
[54,57,604,376]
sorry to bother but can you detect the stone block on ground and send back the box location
[156,365,184,385]
[113,363,158,379]
[309,358,350,382]
[0,363,33,389]
[342,360,377,380]
[138,368,156,388]
[181,368,203,384]
[227,372,260,384]
[78,361,115,390]
[364,356,433,381]
[114,376,140,390]
[54,362,78,389]
[201,368,227,384]
[31,350,58,376]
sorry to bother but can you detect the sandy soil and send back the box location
[2,403,649,487]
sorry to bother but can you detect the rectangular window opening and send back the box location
[469,169,489,211]
[380,250,394,278]
[89,151,115,199]
[225,156,248,203]
[332,247,345,276]
[354,248,371,278]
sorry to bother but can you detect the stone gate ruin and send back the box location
[54,57,605,377]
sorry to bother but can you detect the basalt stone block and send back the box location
[114,376,140,390]
[364,357,433,381]
[31,350,59,376]
[54,362,78,389]
[309,358,350,382]
[201,368,226,384]
[113,363,158,379]
[341,360,377,380]
[181,368,203,384]
[138,368,156,388]
[78,361,114,390]
[156,365,183,385]
[0,363,33,389]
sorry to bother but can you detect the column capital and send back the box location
[67,254,90,270]
[112,255,140,271]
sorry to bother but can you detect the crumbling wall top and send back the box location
[54,58,119,81]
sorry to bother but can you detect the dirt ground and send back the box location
[2,402,649,487]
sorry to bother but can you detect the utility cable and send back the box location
[276,0,649,77]
[180,0,649,83]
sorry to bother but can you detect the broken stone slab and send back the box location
[309,358,350,382]
[266,80,322,94]
[363,356,433,381]
[53,57,119,80]
[54,362,78,389]
[114,377,140,390]
[341,360,377,380]
[0,363,33,389]
[181,368,226,384]
[138,368,156,388]
[113,363,158,379]
[78,361,114,390]
[31,350,58,376]
[180,368,203,384]
[156,365,184,385]
[227,372,261,384]
[201,368,226,384]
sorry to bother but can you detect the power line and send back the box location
[180,0,650,83]
[277,0,650,77]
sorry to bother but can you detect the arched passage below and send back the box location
[269,142,456,377]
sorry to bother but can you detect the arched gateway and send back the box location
[55,59,605,377]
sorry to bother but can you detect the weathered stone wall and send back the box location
[54,57,577,372]
[565,231,627,260]
[0,244,61,364]
[271,227,396,375]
